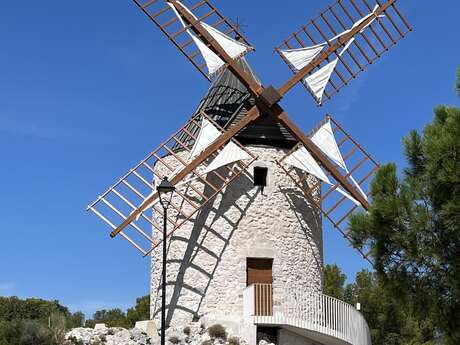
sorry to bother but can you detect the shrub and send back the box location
[228,337,240,345]
[67,336,84,345]
[207,324,226,340]
[202,340,213,345]
[183,327,191,336]
[20,321,55,345]
[169,336,180,344]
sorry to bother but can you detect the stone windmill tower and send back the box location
[88,1,411,344]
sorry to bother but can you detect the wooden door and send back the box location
[247,258,273,316]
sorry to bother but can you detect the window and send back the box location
[253,166,268,192]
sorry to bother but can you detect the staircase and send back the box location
[243,284,371,345]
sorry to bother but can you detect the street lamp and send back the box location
[157,177,175,345]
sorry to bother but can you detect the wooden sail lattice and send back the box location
[133,0,253,80]
[88,111,257,256]
[276,116,380,263]
[276,0,412,105]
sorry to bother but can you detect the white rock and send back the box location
[94,323,107,330]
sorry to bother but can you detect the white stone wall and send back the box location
[151,145,323,327]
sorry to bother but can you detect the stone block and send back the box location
[135,320,160,343]
[94,323,107,330]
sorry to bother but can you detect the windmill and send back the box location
[88,0,411,342]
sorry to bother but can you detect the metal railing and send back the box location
[244,284,371,345]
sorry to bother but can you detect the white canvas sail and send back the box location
[285,146,331,184]
[169,1,252,76]
[187,118,221,161]
[303,37,355,103]
[284,145,362,206]
[352,4,384,33]
[311,120,347,170]
[279,44,325,71]
[200,22,251,61]
[203,141,251,175]
[304,59,338,103]
[311,119,368,201]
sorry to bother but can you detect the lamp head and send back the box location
[157,177,175,194]
[157,177,175,209]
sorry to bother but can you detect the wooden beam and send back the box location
[277,0,397,96]
[271,105,369,208]
[109,0,393,239]
[169,0,263,98]
[110,106,261,238]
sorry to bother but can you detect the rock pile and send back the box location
[65,322,248,345]
[66,327,151,345]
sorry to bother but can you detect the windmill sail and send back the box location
[278,3,382,75]
[279,44,325,71]
[303,38,355,103]
[304,59,338,104]
[284,145,361,206]
[275,0,408,105]
[187,118,222,161]
[311,120,347,170]
[203,141,252,175]
[200,22,252,61]
[169,1,253,76]
[311,119,368,201]
[285,146,331,184]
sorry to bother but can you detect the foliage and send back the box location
[126,295,150,327]
[183,326,191,336]
[324,264,438,345]
[348,70,460,344]
[323,264,346,300]
[207,324,226,340]
[0,296,84,345]
[85,309,130,329]
[228,336,240,345]
[168,336,180,344]
[66,337,84,345]
[0,297,83,328]
[84,295,150,329]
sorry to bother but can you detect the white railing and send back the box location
[244,284,371,345]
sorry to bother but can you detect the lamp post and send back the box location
[157,177,175,345]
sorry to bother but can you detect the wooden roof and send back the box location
[194,58,297,149]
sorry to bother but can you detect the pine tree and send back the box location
[349,70,460,344]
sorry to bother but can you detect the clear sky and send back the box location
[0,0,458,317]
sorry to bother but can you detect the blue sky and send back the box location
[0,1,458,317]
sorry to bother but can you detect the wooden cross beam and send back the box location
[109,0,383,238]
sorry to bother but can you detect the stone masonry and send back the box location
[151,145,323,327]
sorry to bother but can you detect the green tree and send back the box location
[349,72,460,344]
[85,309,130,328]
[85,295,150,329]
[324,265,438,345]
[323,264,346,300]
[126,295,150,327]
[0,297,83,345]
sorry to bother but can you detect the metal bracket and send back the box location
[259,86,283,108]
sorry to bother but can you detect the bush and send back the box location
[169,336,180,344]
[183,327,191,336]
[201,340,213,345]
[207,324,226,340]
[19,320,63,345]
[228,337,240,345]
[67,337,84,345]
